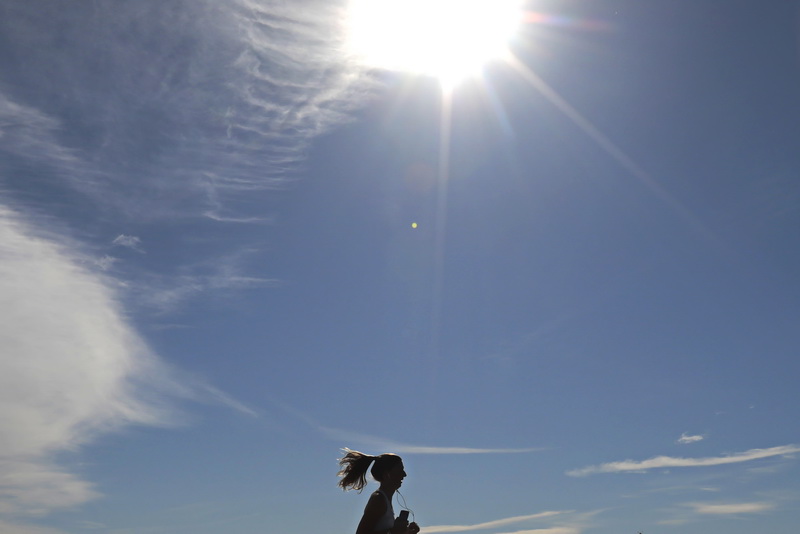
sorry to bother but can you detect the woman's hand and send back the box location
[390,516,408,534]
[408,521,421,534]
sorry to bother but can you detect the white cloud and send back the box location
[687,502,775,515]
[0,460,99,517]
[0,205,255,527]
[322,426,542,455]
[93,255,119,271]
[626,484,720,497]
[111,235,144,253]
[660,498,783,525]
[424,510,602,534]
[383,445,543,455]
[0,206,175,520]
[567,445,800,477]
[202,210,273,224]
[424,512,568,533]
[677,433,704,445]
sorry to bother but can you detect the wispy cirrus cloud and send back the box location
[659,499,779,526]
[1,0,377,220]
[321,426,542,455]
[687,501,776,515]
[93,255,119,271]
[137,272,280,314]
[269,404,542,455]
[424,512,568,533]
[677,432,704,445]
[567,445,800,477]
[0,93,83,174]
[230,0,376,156]
[131,252,282,314]
[425,510,601,534]
[1,0,379,323]
[112,234,144,253]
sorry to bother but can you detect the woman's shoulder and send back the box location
[365,490,388,510]
[368,490,386,502]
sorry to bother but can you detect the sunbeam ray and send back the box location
[507,54,716,241]
[428,86,454,395]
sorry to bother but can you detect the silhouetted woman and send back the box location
[338,449,421,534]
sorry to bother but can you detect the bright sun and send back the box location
[347,0,523,87]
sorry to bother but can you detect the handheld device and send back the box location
[398,510,410,522]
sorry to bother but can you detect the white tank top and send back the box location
[373,490,394,532]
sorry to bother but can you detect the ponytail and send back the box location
[337,449,376,492]
[337,449,402,492]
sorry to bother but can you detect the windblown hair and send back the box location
[337,449,402,492]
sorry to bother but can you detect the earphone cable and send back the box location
[395,489,415,522]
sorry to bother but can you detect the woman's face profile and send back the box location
[384,462,406,489]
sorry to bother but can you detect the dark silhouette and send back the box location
[338,449,421,534]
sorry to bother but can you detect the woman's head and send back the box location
[337,449,405,492]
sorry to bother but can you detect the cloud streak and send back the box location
[660,500,779,525]
[677,432,704,445]
[687,502,775,515]
[231,0,375,144]
[424,512,568,533]
[567,445,800,477]
[321,426,542,455]
[112,234,144,253]
[131,252,282,314]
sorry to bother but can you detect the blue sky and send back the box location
[1,1,799,533]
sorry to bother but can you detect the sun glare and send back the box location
[347,0,523,87]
